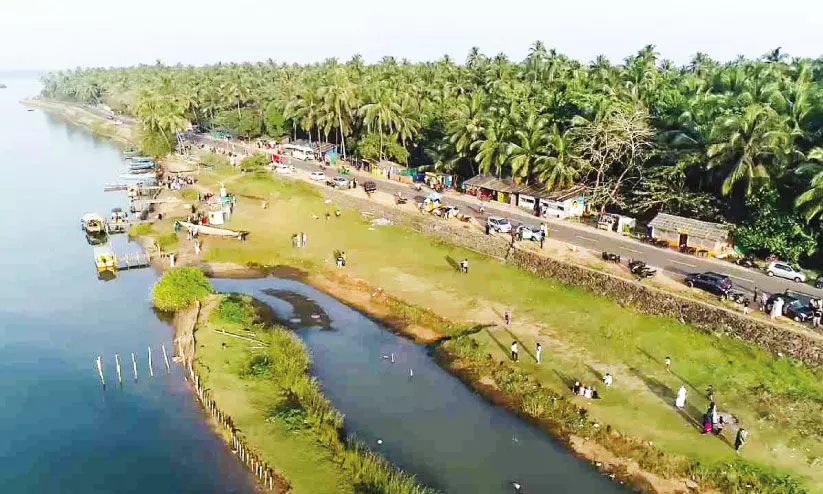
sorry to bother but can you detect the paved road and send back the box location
[187,134,823,301]
[293,162,823,301]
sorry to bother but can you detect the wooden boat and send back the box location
[177,221,244,238]
[128,162,156,171]
[81,213,106,235]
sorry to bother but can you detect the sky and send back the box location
[1,0,822,71]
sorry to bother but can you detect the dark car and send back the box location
[764,294,814,322]
[363,181,377,193]
[684,272,733,296]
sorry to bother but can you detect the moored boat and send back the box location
[93,245,117,272]
[128,156,154,163]
[128,162,156,171]
[123,148,140,158]
[81,213,106,235]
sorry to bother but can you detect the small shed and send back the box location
[462,175,517,205]
[648,213,732,254]
[534,185,587,219]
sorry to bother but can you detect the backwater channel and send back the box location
[213,278,629,494]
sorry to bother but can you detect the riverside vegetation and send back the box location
[150,269,433,494]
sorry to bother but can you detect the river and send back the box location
[213,278,628,494]
[0,77,255,493]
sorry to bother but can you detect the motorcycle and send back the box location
[628,259,656,278]
[602,251,621,263]
[735,254,757,269]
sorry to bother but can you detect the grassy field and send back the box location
[182,168,823,491]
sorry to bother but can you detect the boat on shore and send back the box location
[122,148,141,158]
[128,156,154,163]
[177,221,245,239]
[128,162,156,171]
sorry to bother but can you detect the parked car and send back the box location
[487,216,512,233]
[816,274,823,289]
[516,224,542,241]
[330,176,350,188]
[275,164,296,174]
[309,171,326,181]
[684,272,733,296]
[764,294,814,322]
[363,181,377,193]
[766,261,806,282]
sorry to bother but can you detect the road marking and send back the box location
[622,247,642,254]
[575,235,598,242]
[670,260,697,267]
[728,274,755,283]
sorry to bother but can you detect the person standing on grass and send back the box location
[536,342,542,364]
[814,305,822,328]
[540,230,545,249]
[602,373,613,387]
[301,232,307,248]
[460,258,469,274]
[665,355,671,372]
[735,427,748,452]
[504,310,511,325]
[675,385,687,408]
[510,341,519,362]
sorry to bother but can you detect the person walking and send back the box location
[510,341,519,362]
[675,385,687,408]
[602,373,613,387]
[460,258,469,274]
[665,355,671,372]
[734,427,748,452]
[536,342,542,364]
[539,230,546,249]
[504,310,511,325]
[706,384,715,402]
[814,305,823,328]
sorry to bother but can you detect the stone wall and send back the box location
[324,188,823,366]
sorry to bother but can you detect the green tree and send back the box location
[151,267,213,312]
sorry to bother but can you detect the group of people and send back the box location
[572,381,600,399]
[164,174,194,191]
[291,232,308,248]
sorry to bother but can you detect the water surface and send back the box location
[0,78,254,494]
[214,278,629,494]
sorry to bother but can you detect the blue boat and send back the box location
[128,157,154,163]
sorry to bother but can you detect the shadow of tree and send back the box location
[628,367,705,433]
[486,328,513,361]
[503,327,536,362]
[553,369,577,392]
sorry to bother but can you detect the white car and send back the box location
[332,176,350,188]
[275,164,296,174]
[309,171,326,181]
[766,261,807,282]
[487,216,512,233]
[516,224,543,241]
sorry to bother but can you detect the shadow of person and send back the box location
[445,255,460,272]
[585,364,604,382]
[553,369,577,391]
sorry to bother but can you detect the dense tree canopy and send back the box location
[42,44,823,264]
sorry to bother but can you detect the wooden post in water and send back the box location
[115,353,122,384]
[96,356,105,387]
[148,346,154,377]
[161,344,171,373]
[131,352,138,381]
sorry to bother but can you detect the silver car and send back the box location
[766,261,807,282]
[487,216,512,233]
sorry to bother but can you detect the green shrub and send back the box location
[181,189,199,201]
[156,232,178,251]
[240,153,270,172]
[151,267,213,311]
[217,295,257,326]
